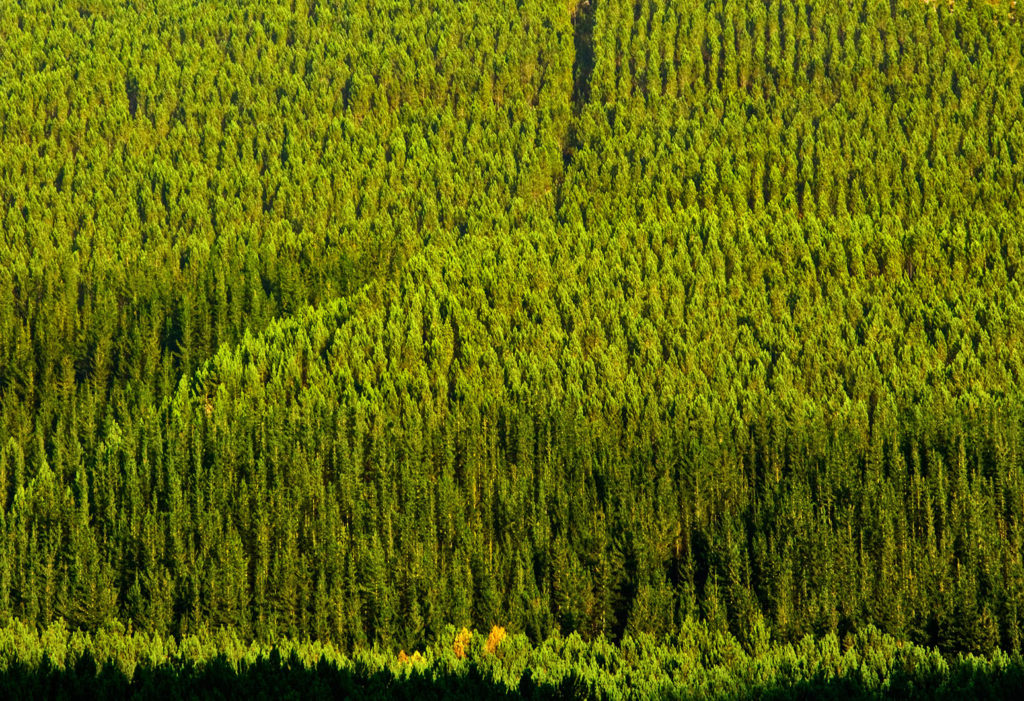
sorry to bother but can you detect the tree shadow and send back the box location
[0,649,1022,700]
[0,650,556,700]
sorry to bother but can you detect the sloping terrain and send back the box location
[1,0,1024,661]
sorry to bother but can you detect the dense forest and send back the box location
[3,0,1024,694]
[1,619,1023,699]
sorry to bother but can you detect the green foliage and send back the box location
[0,619,1020,699]
[2,0,1024,666]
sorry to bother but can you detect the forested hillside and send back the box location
[2,0,1024,682]
[2,619,1023,699]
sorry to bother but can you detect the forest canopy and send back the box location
[1,0,1024,675]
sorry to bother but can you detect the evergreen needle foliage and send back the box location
[0,619,1021,699]
[2,0,1024,694]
